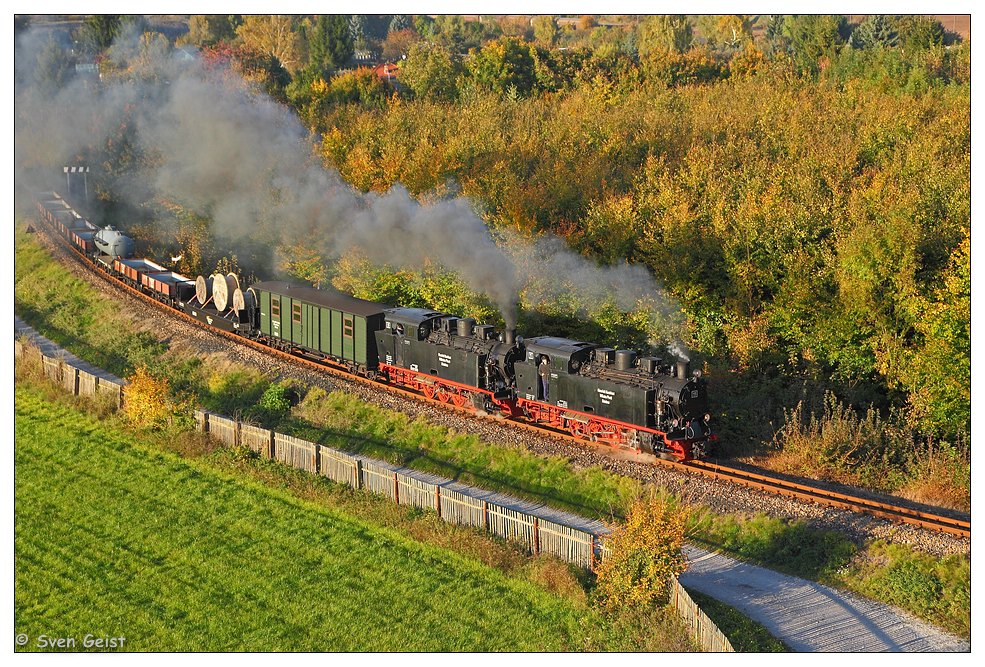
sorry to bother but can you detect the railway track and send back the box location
[30,212,971,541]
[684,461,971,539]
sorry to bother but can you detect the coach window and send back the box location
[292,303,302,324]
[343,316,354,339]
[271,296,281,318]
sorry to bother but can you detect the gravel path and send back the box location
[681,545,970,652]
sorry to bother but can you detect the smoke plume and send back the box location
[15,23,680,338]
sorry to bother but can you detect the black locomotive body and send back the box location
[375,308,518,412]
[514,336,712,459]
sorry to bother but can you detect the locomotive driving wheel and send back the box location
[422,385,435,400]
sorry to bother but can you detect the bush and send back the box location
[124,366,178,429]
[594,494,689,611]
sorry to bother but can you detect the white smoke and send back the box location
[15,24,683,340]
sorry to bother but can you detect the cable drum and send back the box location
[195,275,212,304]
[213,273,240,311]
[231,287,255,313]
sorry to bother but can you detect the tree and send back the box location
[382,28,420,61]
[498,15,532,40]
[636,15,693,58]
[894,15,945,53]
[235,46,291,102]
[185,15,240,47]
[904,233,970,438]
[78,15,121,54]
[850,15,899,49]
[349,14,367,44]
[783,15,849,74]
[698,15,753,49]
[33,36,72,96]
[308,14,354,77]
[236,15,303,74]
[577,15,598,31]
[389,14,412,34]
[467,37,537,97]
[400,41,461,101]
[595,495,690,611]
[532,15,559,46]
[127,31,172,81]
[414,15,436,40]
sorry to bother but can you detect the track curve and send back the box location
[31,208,971,542]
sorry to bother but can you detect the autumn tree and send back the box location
[636,15,693,57]
[532,15,559,46]
[904,233,970,438]
[382,28,420,61]
[577,15,598,31]
[400,41,461,101]
[595,495,690,611]
[467,37,537,97]
[236,15,303,74]
[697,15,754,49]
[184,15,241,47]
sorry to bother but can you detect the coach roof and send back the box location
[249,281,389,317]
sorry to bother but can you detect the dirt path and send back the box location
[680,545,969,652]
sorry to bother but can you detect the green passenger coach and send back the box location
[247,281,387,370]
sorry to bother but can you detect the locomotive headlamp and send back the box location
[704,413,711,423]
[693,369,702,378]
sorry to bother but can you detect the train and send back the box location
[35,191,714,461]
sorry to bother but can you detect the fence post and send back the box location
[590,535,596,570]
[533,516,540,555]
[483,501,489,532]
[203,412,210,433]
[355,460,363,489]
[435,486,442,518]
[234,420,242,447]
[313,445,319,474]
[394,472,400,504]
[268,430,275,459]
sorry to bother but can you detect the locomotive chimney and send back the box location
[677,360,689,380]
[504,328,516,346]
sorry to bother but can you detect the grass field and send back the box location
[14,384,626,652]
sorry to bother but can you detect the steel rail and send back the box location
[685,460,970,539]
[33,212,971,541]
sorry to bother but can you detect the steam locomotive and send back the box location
[36,192,713,461]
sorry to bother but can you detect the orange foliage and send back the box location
[595,495,690,611]
[124,366,175,429]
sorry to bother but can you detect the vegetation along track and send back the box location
[28,209,971,546]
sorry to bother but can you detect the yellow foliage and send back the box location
[595,495,689,612]
[124,366,174,429]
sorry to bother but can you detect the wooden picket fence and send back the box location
[13,331,733,652]
[15,335,125,408]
